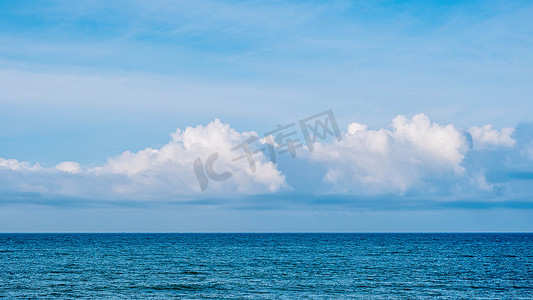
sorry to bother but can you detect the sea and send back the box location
[1,233,532,299]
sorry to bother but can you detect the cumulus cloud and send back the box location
[0,120,287,199]
[0,158,41,171]
[307,114,470,194]
[1,116,531,202]
[91,119,286,194]
[56,161,82,174]
[468,125,516,148]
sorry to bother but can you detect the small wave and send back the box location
[150,283,220,291]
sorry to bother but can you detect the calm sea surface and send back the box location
[0,233,532,299]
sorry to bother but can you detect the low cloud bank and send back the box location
[1,114,532,203]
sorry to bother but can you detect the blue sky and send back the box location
[0,0,532,232]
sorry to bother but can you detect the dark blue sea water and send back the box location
[0,233,532,299]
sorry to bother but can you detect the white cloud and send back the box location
[1,116,530,201]
[468,125,516,148]
[0,158,41,171]
[392,114,469,168]
[308,114,470,194]
[56,161,82,174]
[0,120,287,199]
[90,119,286,194]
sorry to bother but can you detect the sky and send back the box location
[1,0,532,232]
